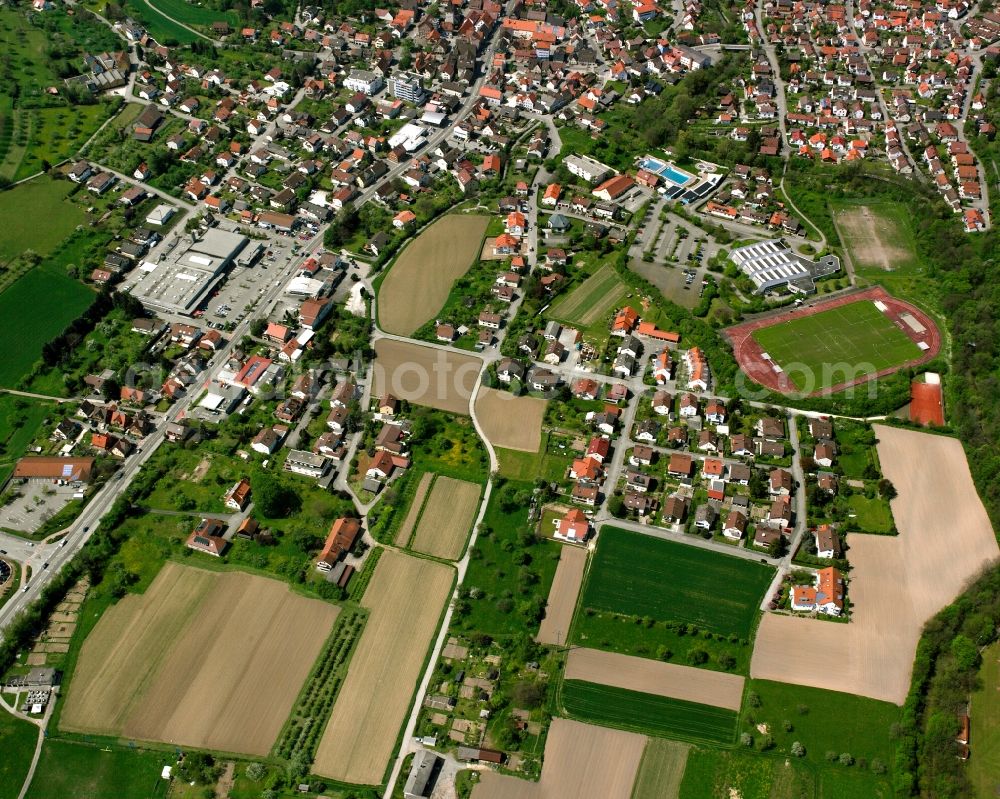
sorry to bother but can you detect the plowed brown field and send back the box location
[535,545,587,645]
[373,339,481,415]
[61,563,340,755]
[475,388,547,452]
[751,425,1000,704]
[410,476,481,560]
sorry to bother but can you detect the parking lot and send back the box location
[0,481,82,534]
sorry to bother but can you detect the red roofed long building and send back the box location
[317,517,362,570]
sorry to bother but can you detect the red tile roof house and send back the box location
[186,518,228,556]
[224,478,252,511]
[554,508,589,542]
[667,453,694,477]
[586,436,611,463]
[791,567,845,616]
[316,517,362,570]
[570,456,603,481]
[769,468,793,495]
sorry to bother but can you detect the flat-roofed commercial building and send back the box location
[729,239,840,294]
[126,228,249,315]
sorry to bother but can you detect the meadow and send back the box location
[751,301,921,392]
[576,527,773,638]
[0,263,94,387]
[678,749,815,799]
[560,680,738,745]
[147,0,238,27]
[968,642,1000,798]
[847,493,894,533]
[25,741,168,799]
[549,264,628,327]
[0,711,36,799]
[0,396,56,486]
[0,177,86,263]
[742,680,900,771]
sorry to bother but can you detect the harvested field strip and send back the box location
[565,648,745,711]
[550,265,628,327]
[580,527,773,638]
[631,738,690,799]
[561,680,738,745]
[313,550,454,785]
[373,339,481,416]
[274,609,365,763]
[61,563,340,756]
[536,545,588,645]
[61,562,214,734]
[410,476,481,560]
[473,718,646,799]
[378,214,490,335]
[394,472,435,547]
[475,388,547,452]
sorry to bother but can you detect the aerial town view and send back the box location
[1,0,1000,795]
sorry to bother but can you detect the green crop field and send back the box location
[549,264,628,327]
[0,178,86,263]
[0,263,94,386]
[751,301,922,392]
[632,738,690,799]
[969,642,1000,798]
[0,712,36,799]
[24,741,168,799]
[577,527,774,638]
[561,680,737,744]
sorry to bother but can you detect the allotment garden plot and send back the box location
[60,563,339,756]
[577,527,773,639]
[378,214,489,335]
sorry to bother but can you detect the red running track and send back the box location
[724,286,942,397]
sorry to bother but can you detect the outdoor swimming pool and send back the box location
[640,156,695,187]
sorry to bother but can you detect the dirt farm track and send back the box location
[724,286,941,396]
[377,214,490,336]
[60,563,339,755]
[751,425,1000,704]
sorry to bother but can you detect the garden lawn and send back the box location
[742,680,900,770]
[0,712,36,799]
[750,301,922,392]
[577,527,773,638]
[560,680,737,745]
[24,741,168,799]
[0,263,94,386]
[969,642,1000,799]
[847,493,894,533]
[0,177,85,263]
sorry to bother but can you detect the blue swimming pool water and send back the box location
[640,156,694,187]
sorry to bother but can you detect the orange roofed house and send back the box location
[791,567,845,615]
[554,508,590,542]
[186,518,229,557]
[316,516,362,571]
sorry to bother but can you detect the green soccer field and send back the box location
[751,301,922,391]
